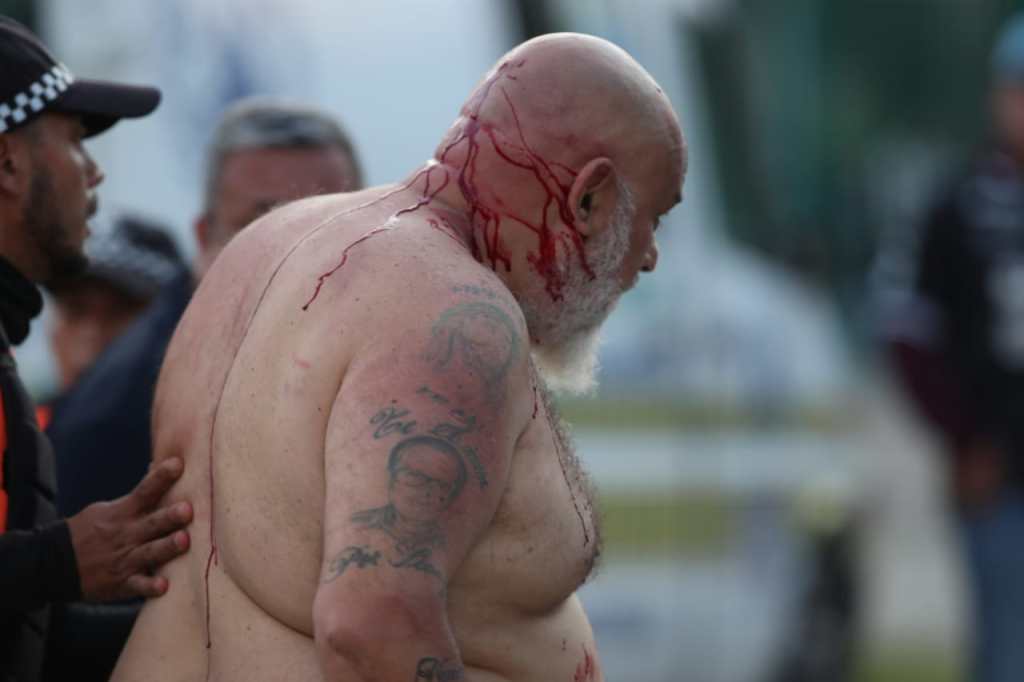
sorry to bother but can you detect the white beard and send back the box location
[527,183,635,395]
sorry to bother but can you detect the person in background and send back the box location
[42,96,364,680]
[0,17,192,682]
[881,13,1024,682]
[39,214,186,681]
[47,214,185,394]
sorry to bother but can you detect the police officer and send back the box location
[0,18,192,681]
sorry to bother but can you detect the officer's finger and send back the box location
[126,530,190,577]
[125,458,184,514]
[132,501,193,544]
[123,573,170,599]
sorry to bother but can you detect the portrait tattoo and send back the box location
[323,545,381,583]
[415,657,465,681]
[426,402,487,489]
[425,302,520,398]
[351,436,469,579]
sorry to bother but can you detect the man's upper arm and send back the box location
[317,283,531,605]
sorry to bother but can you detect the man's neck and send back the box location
[401,162,510,275]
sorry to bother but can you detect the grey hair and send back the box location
[201,96,364,212]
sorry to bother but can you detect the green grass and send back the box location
[598,492,735,557]
[855,647,961,682]
[557,396,854,432]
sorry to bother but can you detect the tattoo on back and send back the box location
[426,302,520,399]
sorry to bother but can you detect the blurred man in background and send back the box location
[0,17,192,682]
[882,13,1024,682]
[47,214,184,394]
[114,33,683,681]
[42,96,364,680]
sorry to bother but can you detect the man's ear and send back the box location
[0,133,32,197]
[568,157,617,238]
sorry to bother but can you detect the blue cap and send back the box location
[993,13,1024,82]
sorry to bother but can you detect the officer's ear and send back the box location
[0,129,34,197]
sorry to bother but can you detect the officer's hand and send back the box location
[66,457,193,602]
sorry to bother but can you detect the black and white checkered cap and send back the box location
[0,63,74,133]
[0,17,160,137]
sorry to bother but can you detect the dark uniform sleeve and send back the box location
[0,520,81,612]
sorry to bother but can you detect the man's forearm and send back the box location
[0,520,81,612]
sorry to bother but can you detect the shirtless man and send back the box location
[114,33,685,681]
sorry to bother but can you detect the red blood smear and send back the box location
[302,58,593,310]
[573,645,597,682]
[204,421,219,651]
[301,164,456,310]
[301,224,395,310]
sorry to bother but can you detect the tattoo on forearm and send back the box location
[390,547,443,579]
[352,436,469,579]
[426,302,520,398]
[370,404,417,439]
[323,545,381,582]
[415,657,465,681]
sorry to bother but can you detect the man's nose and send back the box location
[84,148,104,188]
[641,240,659,273]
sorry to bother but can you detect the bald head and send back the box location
[458,33,684,174]
[426,33,685,386]
[434,34,684,289]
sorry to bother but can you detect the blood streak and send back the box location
[302,57,594,309]
[437,59,593,301]
[573,645,597,682]
[199,167,455,658]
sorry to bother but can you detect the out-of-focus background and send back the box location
[7,0,1023,680]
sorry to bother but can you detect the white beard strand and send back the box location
[528,182,635,396]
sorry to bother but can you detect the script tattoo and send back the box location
[414,657,465,681]
[429,409,476,442]
[390,547,442,579]
[323,545,381,583]
[352,436,468,579]
[370,404,417,439]
[417,385,450,405]
[425,398,488,489]
[426,302,520,398]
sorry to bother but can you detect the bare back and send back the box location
[112,187,604,681]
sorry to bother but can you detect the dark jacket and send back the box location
[885,150,1024,473]
[0,257,80,682]
[40,267,192,681]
